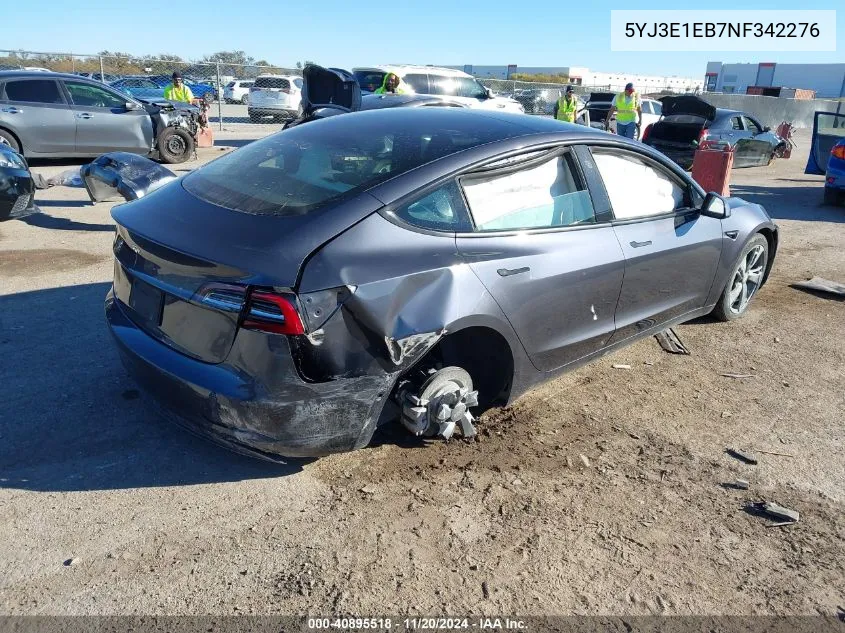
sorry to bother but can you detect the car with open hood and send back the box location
[105,94,778,461]
[352,65,524,114]
[643,95,787,170]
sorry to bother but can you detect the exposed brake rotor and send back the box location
[399,366,479,440]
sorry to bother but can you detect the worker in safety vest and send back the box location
[164,71,194,103]
[606,82,641,139]
[374,72,412,95]
[553,86,579,123]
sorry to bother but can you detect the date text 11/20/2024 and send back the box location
[307,617,528,630]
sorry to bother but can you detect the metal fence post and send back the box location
[216,62,223,131]
[99,56,105,80]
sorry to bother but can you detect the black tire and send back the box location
[711,234,769,322]
[823,187,842,206]
[156,127,194,164]
[0,128,21,153]
[240,94,248,105]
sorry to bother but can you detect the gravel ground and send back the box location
[0,129,843,617]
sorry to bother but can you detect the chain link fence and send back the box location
[0,49,301,128]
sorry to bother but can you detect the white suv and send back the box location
[224,80,254,104]
[248,75,303,122]
[352,65,524,114]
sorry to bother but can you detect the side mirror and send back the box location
[484,87,494,99]
[125,101,141,111]
[701,192,730,218]
[763,126,771,132]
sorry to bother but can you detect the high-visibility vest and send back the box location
[556,96,578,122]
[614,92,640,123]
[164,83,194,103]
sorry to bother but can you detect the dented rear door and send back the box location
[456,149,624,372]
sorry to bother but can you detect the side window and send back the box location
[293,78,303,90]
[641,102,653,115]
[391,180,471,232]
[65,81,127,108]
[4,80,64,104]
[743,116,762,134]
[428,77,456,96]
[461,153,597,231]
[403,74,429,93]
[591,150,687,220]
[731,116,743,130]
[652,101,662,115]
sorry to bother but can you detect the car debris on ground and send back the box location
[792,277,845,298]
[654,328,690,355]
[726,448,758,465]
[746,501,800,525]
[721,373,755,379]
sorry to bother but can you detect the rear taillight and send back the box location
[698,128,709,142]
[831,145,845,160]
[642,124,652,141]
[243,290,305,336]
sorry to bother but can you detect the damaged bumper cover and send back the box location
[105,287,441,460]
[82,152,178,203]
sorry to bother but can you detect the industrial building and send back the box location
[446,65,703,93]
[704,62,845,99]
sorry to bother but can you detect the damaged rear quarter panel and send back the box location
[296,212,531,408]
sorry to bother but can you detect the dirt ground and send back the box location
[0,129,843,617]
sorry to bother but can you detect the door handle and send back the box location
[629,240,652,248]
[497,267,530,277]
[75,113,93,119]
[1,107,22,114]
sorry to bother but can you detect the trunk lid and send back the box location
[110,180,382,363]
[299,64,361,117]
[659,95,716,121]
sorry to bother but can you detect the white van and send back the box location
[352,65,524,114]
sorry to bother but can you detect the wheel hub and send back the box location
[399,367,479,440]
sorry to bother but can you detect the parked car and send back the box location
[111,77,167,100]
[643,95,787,169]
[805,110,845,205]
[513,87,573,115]
[77,72,119,83]
[248,74,303,121]
[105,106,778,461]
[0,71,203,163]
[224,80,254,104]
[585,92,662,136]
[0,142,38,221]
[352,65,524,114]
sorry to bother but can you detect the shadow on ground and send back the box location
[730,183,845,223]
[0,282,304,492]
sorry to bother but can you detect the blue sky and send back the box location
[4,0,841,77]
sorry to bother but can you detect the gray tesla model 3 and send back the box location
[105,107,778,460]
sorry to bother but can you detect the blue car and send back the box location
[110,77,167,99]
[805,111,845,205]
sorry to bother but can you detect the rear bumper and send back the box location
[645,142,695,170]
[0,166,38,222]
[105,290,391,460]
[248,106,297,117]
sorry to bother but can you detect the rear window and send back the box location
[254,77,290,90]
[182,109,522,216]
[4,79,64,104]
[226,82,236,88]
[354,71,385,92]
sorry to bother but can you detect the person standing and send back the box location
[164,72,194,103]
[374,73,412,95]
[606,82,642,139]
[554,86,579,123]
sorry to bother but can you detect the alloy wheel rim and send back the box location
[728,245,766,314]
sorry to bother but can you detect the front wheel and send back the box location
[156,127,194,164]
[711,234,769,322]
[823,187,843,206]
[240,94,248,105]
